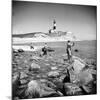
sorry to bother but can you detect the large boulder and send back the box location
[79,81,96,94]
[29,63,40,71]
[77,70,93,85]
[73,57,85,74]
[25,80,41,98]
[24,80,62,98]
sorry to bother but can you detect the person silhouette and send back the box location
[66,40,74,63]
[42,43,48,56]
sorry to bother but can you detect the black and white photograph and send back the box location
[12,0,97,99]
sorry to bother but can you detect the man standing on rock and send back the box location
[66,40,74,63]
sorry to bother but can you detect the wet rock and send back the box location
[29,63,40,71]
[47,71,60,78]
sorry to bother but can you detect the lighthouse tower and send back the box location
[49,19,57,33]
[53,19,56,32]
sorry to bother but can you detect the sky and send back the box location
[12,0,97,40]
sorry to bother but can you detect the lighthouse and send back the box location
[53,19,56,31]
[49,19,57,33]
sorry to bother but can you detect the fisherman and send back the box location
[30,43,34,49]
[66,40,74,63]
[42,43,48,56]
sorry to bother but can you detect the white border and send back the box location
[15,0,98,6]
[0,0,99,100]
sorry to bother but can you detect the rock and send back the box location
[63,69,71,83]
[73,58,85,74]
[18,49,24,53]
[32,56,41,60]
[42,75,47,78]
[14,53,20,57]
[25,80,41,98]
[57,59,64,64]
[20,72,28,79]
[77,70,93,85]
[63,83,83,96]
[45,63,50,66]
[51,63,56,66]
[39,79,57,90]
[59,75,66,82]
[29,63,40,71]
[24,60,28,64]
[51,66,58,70]
[12,72,21,97]
[13,49,18,53]
[47,71,60,78]
[79,85,92,94]
[46,81,57,90]
[36,75,41,78]
[25,80,61,98]
[74,49,79,52]
[58,68,65,72]
[20,79,28,85]
[47,47,55,52]
[63,58,68,62]
[56,91,63,96]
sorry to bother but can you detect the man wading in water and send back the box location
[66,40,75,63]
[42,43,48,57]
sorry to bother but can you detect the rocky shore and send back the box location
[12,48,96,100]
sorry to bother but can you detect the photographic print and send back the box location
[12,0,97,99]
